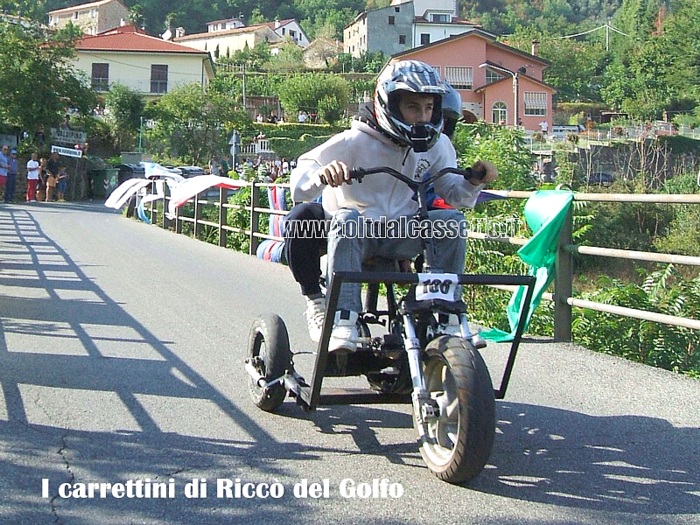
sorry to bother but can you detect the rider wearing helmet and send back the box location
[286,81,463,343]
[441,82,463,140]
[290,60,497,352]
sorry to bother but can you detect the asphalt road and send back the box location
[1,201,698,525]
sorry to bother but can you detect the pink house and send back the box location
[389,29,556,132]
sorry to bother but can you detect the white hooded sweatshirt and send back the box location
[290,119,484,222]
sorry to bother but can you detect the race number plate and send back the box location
[416,273,459,302]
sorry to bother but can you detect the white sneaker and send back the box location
[305,295,325,343]
[329,310,359,353]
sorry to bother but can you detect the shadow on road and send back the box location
[470,401,700,515]
[0,207,697,522]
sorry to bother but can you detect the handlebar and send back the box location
[318,164,487,189]
[347,165,486,191]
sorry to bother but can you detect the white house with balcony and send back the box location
[344,0,478,58]
[48,0,130,36]
[206,17,246,33]
[73,25,214,99]
[172,18,310,61]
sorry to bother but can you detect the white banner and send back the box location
[51,145,83,158]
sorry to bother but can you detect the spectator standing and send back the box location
[5,148,18,203]
[209,156,220,176]
[539,120,549,134]
[56,165,68,201]
[297,111,308,123]
[220,156,230,177]
[0,145,9,200]
[37,157,48,202]
[26,153,40,202]
[46,152,60,202]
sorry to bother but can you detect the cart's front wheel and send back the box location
[418,335,495,484]
[247,314,292,412]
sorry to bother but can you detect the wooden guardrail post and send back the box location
[219,187,227,247]
[554,206,573,342]
[194,193,202,238]
[249,180,260,256]
[162,185,169,230]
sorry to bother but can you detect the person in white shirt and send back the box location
[26,152,40,202]
[290,60,497,352]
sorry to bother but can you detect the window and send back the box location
[431,14,450,23]
[420,34,430,45]
[388,16,395,25]
[486,70,503,84]
[150,65,168,94]
[430,65,441,76]
[524,91,547,116]
[395,6,400,12]
[444,66,473,90]
[399,35,406,45]
[492,102,507,125]
[91,63,109,91]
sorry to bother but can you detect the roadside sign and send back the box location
[51,145,83,158]
[50,128,87,146]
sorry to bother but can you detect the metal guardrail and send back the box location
[147,182,700,341]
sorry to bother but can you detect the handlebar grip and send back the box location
[466,163,488,182]
[319,167,366,185]
[349,167,366,180]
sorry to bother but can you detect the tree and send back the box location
[277,73,351,124]
[506,28,607,102]
[600,0,700,118]
[0,0,49,20]
[264,42,305,73]
[104,84,145,151]
[0,20,96,142]
[148,84,248,164]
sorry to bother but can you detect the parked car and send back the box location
[585,172,614,186]
[117,163,146,184]
[175,166,206,178]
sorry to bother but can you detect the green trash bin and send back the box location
[90,168,119,198]
[104,168,119,197]
[90,169,107,198]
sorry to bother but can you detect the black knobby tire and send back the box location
[418,335,495,484]
[247,314,292,412]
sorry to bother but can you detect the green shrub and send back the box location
[572,268,700,376]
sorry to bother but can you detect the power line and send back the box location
[558,21,630,52]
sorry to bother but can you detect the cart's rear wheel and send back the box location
[418,335,495,484]
[247,314,292,412]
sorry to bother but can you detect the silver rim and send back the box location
[251,334,267,392]
[422,357,460,466]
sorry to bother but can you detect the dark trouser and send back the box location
[4,173,16,202]
[283,202,327,297]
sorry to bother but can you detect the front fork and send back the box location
[402,314,437,439]
[403,310,484,438]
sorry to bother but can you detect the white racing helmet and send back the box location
[374,60,446,152]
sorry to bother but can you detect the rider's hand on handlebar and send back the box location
[317,160,352,187]
[468,160,498,186]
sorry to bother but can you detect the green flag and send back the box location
[481,190,574,342]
